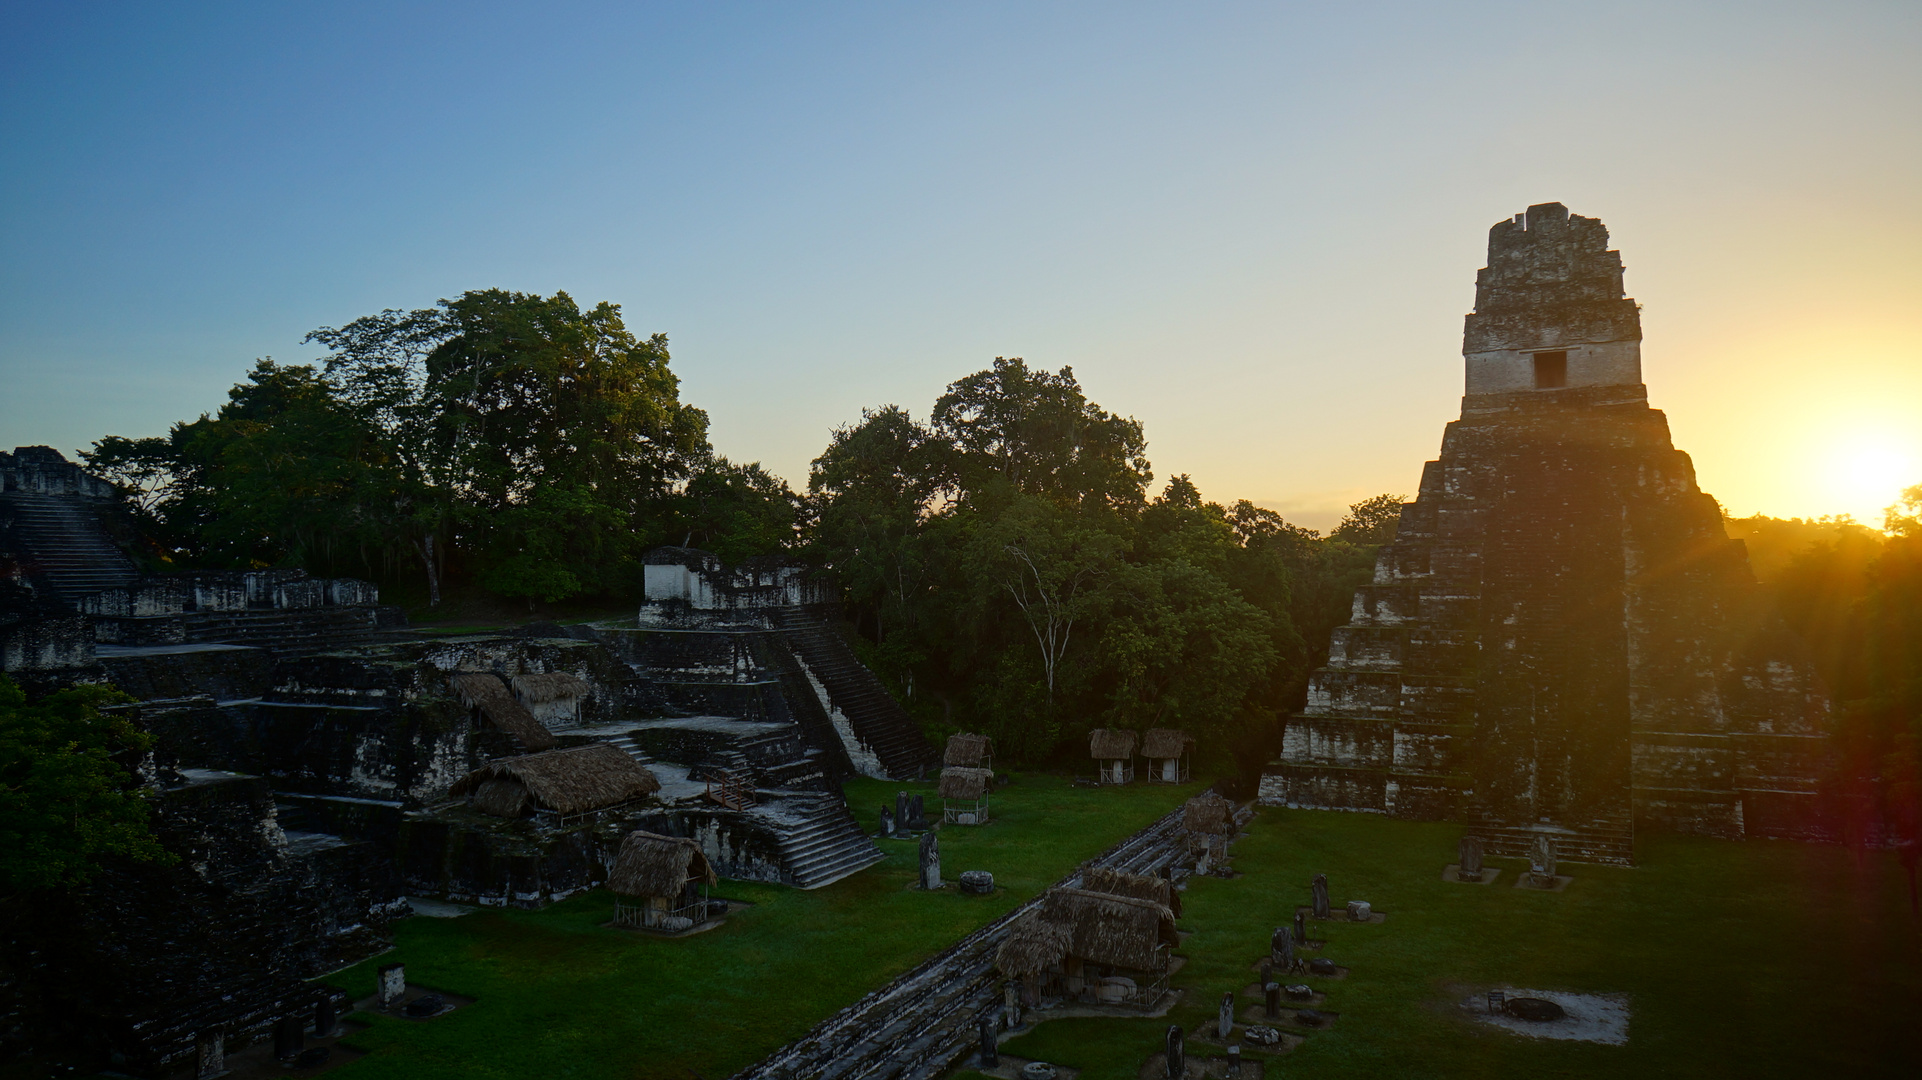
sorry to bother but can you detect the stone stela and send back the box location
[919,830,942,890]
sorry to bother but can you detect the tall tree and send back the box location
[805,406,935,648]
[928,357,1151,509]
[86,360,406,575]
[309,289,712,603]
[677,455,802,565]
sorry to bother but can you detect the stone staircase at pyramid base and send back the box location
[607,715,886,890]
[767,608,939,781]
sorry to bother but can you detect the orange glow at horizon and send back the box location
[1654,313,1922,533]
[1816,432,1920,527]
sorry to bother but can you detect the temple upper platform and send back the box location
[1461,202,1647,414]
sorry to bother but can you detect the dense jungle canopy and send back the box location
[76,290,1921,803]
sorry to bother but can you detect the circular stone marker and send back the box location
[959,871,994,895]
[1504,997,1567,1022]
[403,994,444,1018]
[1021,1062,1058,1080]
[1307,958,1339,976]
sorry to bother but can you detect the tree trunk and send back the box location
[417,534,441,606]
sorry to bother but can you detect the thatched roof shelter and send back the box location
[1088,728,1137,760]
[1182,790,1236,836]
[451,742,659,817]
[471,778,532,818]
[511,672,592,704]
[449,672,557,750]
[607,830,717,899]
[1039,887,1178,972]
[1082,864,1181,917]
[944,733,992,768]
[994,911,1076,977]
[1141,728,1193,759]
[938,767,994,800]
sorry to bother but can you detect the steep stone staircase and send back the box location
[769,609,937,780]
[766,791,888,889]
[608,730,884,889]
[0,492,140,605]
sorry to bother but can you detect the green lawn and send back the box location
[321,775,1201,1080]
[980,808,1922,1080]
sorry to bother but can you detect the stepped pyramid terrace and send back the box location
[1,454,940,1070]
[1259,203,1832,865]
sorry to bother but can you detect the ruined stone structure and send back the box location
[3,453,929,1073]
[14,769,400,1074]
[1260,203,1829,864]
[636,547,940,781]
[2,448,405,676]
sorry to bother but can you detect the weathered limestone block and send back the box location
[1262,764,1388,811]
[1279,717,1392,767]
[1349,586,1419,626]
[1305,671,1402,718]
[1329,627,1405,670]
[1391,726,1457,771]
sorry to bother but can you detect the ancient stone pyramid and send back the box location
[1260,203,1829,865]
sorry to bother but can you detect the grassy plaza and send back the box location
[319,776,1200,1080]
[983,808,1922,1080]
[315,779,1921,1080]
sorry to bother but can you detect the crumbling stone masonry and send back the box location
[1260,203,1829,864]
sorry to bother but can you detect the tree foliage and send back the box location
[86,289,763,608]
[1764,484,1922,854]
[1331,492,1406,546]
[85,360,405,573]
[803,360,1389,771]
[0,676,171,896]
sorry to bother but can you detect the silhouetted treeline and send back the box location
[1759,496,1922,858]
[86,290,797,606]
[802,357,1394,770]
[82,294,1399,769]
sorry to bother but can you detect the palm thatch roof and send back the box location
[944,733,992,767]
[511,672,592,704]
[1038,887,1178,972]
[994,911,1076,977]
[938,767,994,800]
[449,672,558,750]
[1081,864,1181,917]
[1182,790,1236,835]
[471,778,532,818]
[451,742,660,816]
[607,830,717,899]
[1088,728,1137,760]
[1141,728,1193,759]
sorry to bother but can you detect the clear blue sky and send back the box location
[4,1,1918,529]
